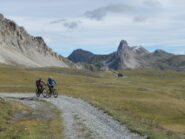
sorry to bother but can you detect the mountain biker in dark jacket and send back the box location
[36,78,45,91]
[47,76,56,93]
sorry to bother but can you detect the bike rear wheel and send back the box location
[47,90,52,98]
[36,89,40,97]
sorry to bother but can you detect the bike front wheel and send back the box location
[42,89,47,98]
[53,89,58,98]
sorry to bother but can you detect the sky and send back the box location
[0,0,185,56]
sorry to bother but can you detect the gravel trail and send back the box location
[0,93,146,139]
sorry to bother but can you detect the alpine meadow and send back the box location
[0,0,185,139]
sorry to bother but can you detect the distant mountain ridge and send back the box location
[68,40,185,71]
[0,13,76,68]
[1,13,184,71]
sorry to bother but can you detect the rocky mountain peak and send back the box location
[68,49,94,63]
[153,49,173,57]
[67,39,184,71]
[116,40,149,56]
[132,46,149,55]
[117,40,129,52]
[154,49,166,54]
[72,49,94,56]
[0,13,77,68]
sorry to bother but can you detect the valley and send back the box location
[0,12,185,139]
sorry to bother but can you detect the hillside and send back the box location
[0,13,75,68]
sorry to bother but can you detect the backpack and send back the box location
[36,80,41,86]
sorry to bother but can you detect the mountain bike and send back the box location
[35,86,47,97]
[47,86,58,98]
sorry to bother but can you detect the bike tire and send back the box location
[47,90,52,98]
[42,89,47,98]
[53,89,58,98]
[36,89,40,97]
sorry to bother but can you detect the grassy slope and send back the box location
[0,64,185,138]
[0,97,64,139]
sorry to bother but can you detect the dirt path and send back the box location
[0,93,146,139]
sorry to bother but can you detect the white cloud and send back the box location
[2,0,185,56]
[84,3,134,20]
[143,0,162,8]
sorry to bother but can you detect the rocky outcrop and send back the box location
[106,40,150,70]
[68,49,95,63]
[0,13,74,68]
[68,40,185,71]
[68,40,151,70]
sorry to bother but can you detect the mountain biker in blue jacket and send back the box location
[47,76,56,93]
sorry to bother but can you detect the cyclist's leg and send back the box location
[48,85,52,93]
[36,85,39,90]
[51,85,54,90]
[41,85,43,91]
[36,85,38,93]
[37,85,40,92]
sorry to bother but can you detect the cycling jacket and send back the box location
[47,79,56,86]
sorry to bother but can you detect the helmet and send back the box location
[49,76,53,79]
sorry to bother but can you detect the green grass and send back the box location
[0,97,64,139]
[0,64,185,138]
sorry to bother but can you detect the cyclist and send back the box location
[47,76,56,93]
[36,78,46,92]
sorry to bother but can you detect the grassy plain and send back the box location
[0,64,185,139]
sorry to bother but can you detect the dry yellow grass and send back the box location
[0,98,64,139]
[0,65,185,139]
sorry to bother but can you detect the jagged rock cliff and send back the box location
[68,40,152,70]
[68,40,185,71]
[0,13,74,68]
[105,40,150,70]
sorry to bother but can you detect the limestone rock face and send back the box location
[68,40,185,71]
[0,13,73,68]
[68,40,151,70]
[106,40,150,70]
